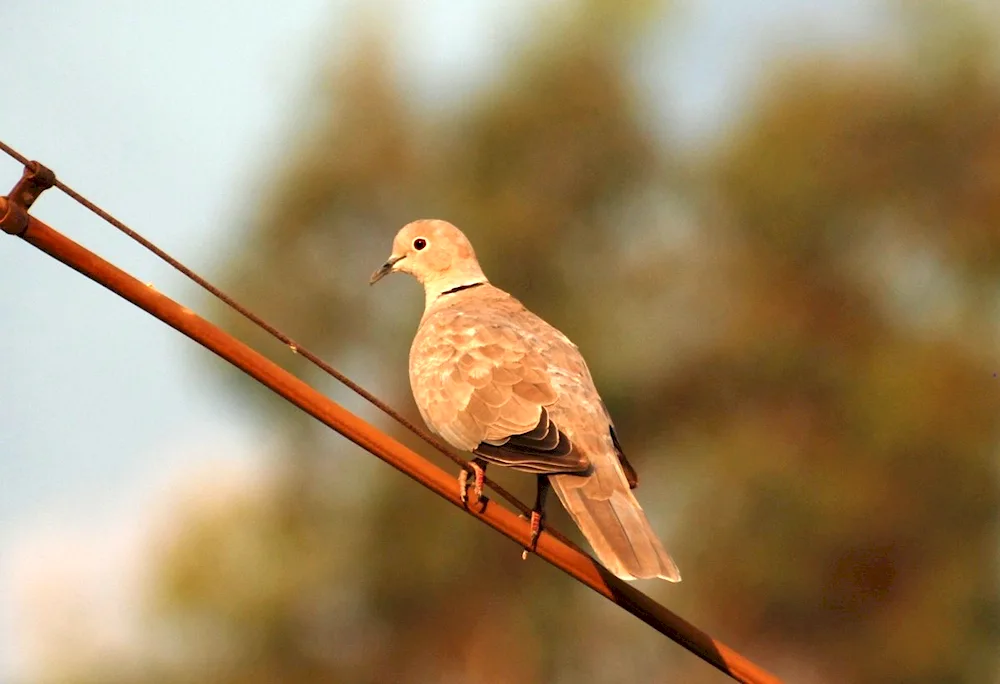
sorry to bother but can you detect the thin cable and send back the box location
[0,140,29,166]
[1,205,782,683]
[0,140,572,537]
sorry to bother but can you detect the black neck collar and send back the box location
[440,282,485,296]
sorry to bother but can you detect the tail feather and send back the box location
[550,473,681,582]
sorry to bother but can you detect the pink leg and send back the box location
[458,468,470,505]
[458,459,487,507]
[521,476,549,560]
[473,463,485,502]
[521,512,544,561]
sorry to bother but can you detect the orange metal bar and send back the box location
[0,195,782,684]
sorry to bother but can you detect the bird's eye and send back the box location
[413,238,427,251]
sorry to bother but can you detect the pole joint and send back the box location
[1,160,56,236]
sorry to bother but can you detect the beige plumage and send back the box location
[370,219,680,582]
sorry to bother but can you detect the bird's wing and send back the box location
[410,299,590,475]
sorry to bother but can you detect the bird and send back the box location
[370,219,680,582]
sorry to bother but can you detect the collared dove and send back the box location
[370,219,680,582]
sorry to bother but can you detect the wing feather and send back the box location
[410,303,589,474]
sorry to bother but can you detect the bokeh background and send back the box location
[1,1,999,682]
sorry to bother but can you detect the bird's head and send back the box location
[370,219,488,297]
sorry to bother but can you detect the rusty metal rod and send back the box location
[0,197,782,684]
[0,140,554,533]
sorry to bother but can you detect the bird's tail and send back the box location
[550,472,681,582]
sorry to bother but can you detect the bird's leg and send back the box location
[458,458,488,509]
[522,475,550,560]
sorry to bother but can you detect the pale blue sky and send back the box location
[0,1,885,678]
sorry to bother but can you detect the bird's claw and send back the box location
[458,468,469,505]
[459,461,486,510]
[521,510,544,560]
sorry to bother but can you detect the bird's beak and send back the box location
[369,254,405,285]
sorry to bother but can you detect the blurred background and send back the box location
[1,1,999,682]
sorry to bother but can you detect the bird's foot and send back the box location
[458,459,487,510]
[521,510,544,560]
[521,475,549,560]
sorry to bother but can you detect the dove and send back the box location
[370,219,680,581]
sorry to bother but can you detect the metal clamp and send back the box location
[10,161,55,210]
[1,160,56,236]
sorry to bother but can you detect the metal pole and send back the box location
[0,194,782,684]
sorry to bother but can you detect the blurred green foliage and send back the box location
[65,1,1000,682]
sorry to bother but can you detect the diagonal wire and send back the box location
[1,141,784,682]
[0,139,579,541]
[1,197,782,683]
[0,140,28,166]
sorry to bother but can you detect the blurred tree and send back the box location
[56,1,1000,684]
[151,3,688,684]
[656,6,1000,681]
